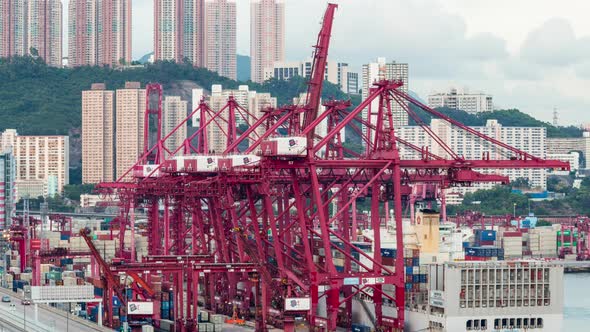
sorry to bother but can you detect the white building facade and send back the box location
[362,57,409,146]
[397,119,547,197]
[428,88,493,114]
[263,59,355,93]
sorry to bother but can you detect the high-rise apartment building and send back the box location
[203,0,236,79]
[0,150,15,229]
[1,130,69,199]
[27,0,62,66]
[0,0,29,58]
[153,0,236,79]
[250,0,284,83]
[154,0,203,64]
[347,72,359,95]
[428,88,493,114]
[82,83,114,184]
[162,96,188,157]
[115,82,145,180]
[362,57,409,144]
[68,0,132,67]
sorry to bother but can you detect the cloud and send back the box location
[520,18,590,66]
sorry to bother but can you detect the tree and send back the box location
[537,220,552,227]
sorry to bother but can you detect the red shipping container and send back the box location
[382,257,395,266]
[503,231,523,237]
[30,239,41,251]
[478,240,494,246]
[465,255,491,261]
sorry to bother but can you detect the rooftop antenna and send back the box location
[553,107,558,126]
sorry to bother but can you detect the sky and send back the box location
[63,0,590,125]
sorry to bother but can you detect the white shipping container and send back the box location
[273,137,307,156]
[142,325,155,332]
[211,314,225,324]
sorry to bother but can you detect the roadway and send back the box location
[0,287,112,332]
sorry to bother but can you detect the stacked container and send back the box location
[464,246,504,261]
[528,228,558,257]
[500,231,523,258]
[474,229,496,246]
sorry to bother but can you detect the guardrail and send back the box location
[0,305,53,332]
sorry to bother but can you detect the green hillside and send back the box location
[0,56,581,139]
[0,56,350,135]
[408,105,582,138]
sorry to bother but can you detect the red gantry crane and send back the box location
[91,3,569,332]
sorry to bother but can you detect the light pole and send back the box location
[513,203,516,217]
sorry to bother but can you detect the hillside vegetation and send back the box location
[0,56,350,135]
[409,106,582,137]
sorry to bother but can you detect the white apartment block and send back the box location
[546,132,590,170]
[115,82,146,181]
[250,0,284,83]
[192,85,277,154]
[163,96,188,157]
[82,83,114,184]
[1,129,69,199]
[547,152,579,175]
[347,71,359,95]
[362,57,409,146]
[263,59,355,94]
[428,88,493,114]
[397,119,547,196]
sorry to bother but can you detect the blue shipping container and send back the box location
[412,275,420,283]
[60,234,71,241]
[476,230,497,242]
[412,257,420,266]
[405,283,412,291]
[381,248,397,258]
[94,287,103,297]
[405,266,413,275]
[352,324,371,332]
[335,266,344,273]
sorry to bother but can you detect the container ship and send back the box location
[322,209,565,332]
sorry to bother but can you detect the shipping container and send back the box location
[352,324,371,332]
[476,230,497,242]
[133,164,161,178]
[260,136,307,157]
[381,248,397,258]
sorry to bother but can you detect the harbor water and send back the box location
[563,273,590,331]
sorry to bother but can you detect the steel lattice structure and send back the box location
[87,3,570,332]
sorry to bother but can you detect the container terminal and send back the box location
[0,3,580,332]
